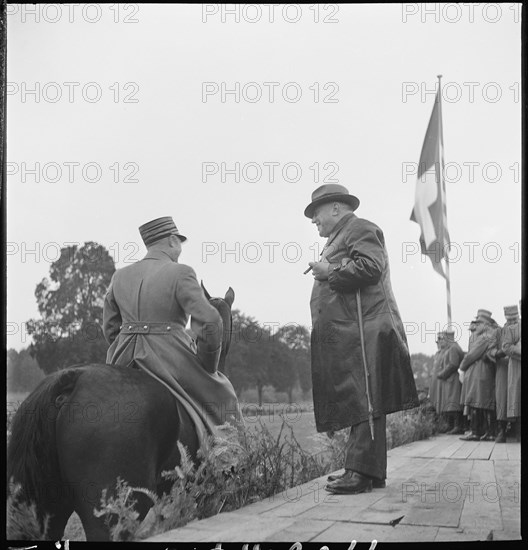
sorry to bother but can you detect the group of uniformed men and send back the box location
[429,304,521,443]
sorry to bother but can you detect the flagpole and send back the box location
[437,74,452,327]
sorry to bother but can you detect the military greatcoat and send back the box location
[310,212,419,432]
[459,328,496,411]
[438,341,464,413]
[429,348,445,414]
[487,326,509,420]
[502,319,521,418]
[103,249,241,436]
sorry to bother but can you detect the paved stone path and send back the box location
[145,434,521,543]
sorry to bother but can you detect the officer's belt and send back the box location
[120,322,181,334]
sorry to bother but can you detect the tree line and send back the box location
[7,242,433,401]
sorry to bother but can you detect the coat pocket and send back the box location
[337,291,357,320]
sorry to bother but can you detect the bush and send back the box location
[95,402,435,541]
[6,482,49,540]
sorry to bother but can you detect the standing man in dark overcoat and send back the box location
[487,306,513,442]
[459,309,496,441]
[305,184,419,494]
[459,320,477,429]
[429,332,446,422]
[437,330,465,434]
[502,303,521,441]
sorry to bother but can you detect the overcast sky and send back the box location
[6,3,521,355]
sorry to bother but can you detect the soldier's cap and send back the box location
[504,304,519,320]
[444,330,456,339]
[435,331,446,342]
[474,309,494,325]
[304,184,360,218]
[139,216,187,246]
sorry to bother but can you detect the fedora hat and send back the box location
[304,184,360,218]
[139,216,187,246]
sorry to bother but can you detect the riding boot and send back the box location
[473,408,484,437]
[495,421,506,443]
[460,408,481,440]
[438,413,450,433]
[489,410,497,438]
[196,343,222,374]
[446,412,465,435]
[479,411,490,441]
[515,418,521,442]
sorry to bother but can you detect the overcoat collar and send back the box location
[142,249,176,262]
[322,212,356,257]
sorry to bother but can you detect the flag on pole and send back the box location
[410,84,450,278]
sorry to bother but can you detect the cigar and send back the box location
[303,266,313,275]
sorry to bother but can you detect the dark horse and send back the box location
[7,286,235,541]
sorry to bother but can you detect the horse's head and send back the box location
[201,282,235,374]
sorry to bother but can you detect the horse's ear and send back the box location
[224,287,235,307]
[201,280,212,300]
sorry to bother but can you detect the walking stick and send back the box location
[356,288,375,440]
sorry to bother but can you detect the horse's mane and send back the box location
[209,297,233,356]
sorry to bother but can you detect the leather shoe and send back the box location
[446,426,465,435]
[325,470,372,494]
[327,471,345,482]
[459,433,480,441]
[327,472,385,488]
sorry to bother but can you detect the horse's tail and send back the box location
[7,367,85,511]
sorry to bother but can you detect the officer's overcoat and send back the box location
[502,319,521,418]
[103,249,240,434]
[429,348,445,414]
[438,341,464,413]
[310,213,419,432]
[459,328,496,411]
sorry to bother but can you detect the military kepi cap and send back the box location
[475,309,493,324]
[139,216,187,246]
[304,184,360,218]
[504,304,519,319]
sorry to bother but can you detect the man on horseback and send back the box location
[103,216,241,441]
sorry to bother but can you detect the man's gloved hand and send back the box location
[196,342,222,374]
[495,350,506,361]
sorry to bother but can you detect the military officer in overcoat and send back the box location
[429,332,446,424]
[487,305,515,442]
[502,303,521,441]
[459,309,496,441]
[103,217,241,445]
[305,184,419,494]
[436,330,464,434]
[459,320,477,427]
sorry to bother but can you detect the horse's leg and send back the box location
[45,504,75,541]
[157,399,200,495]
